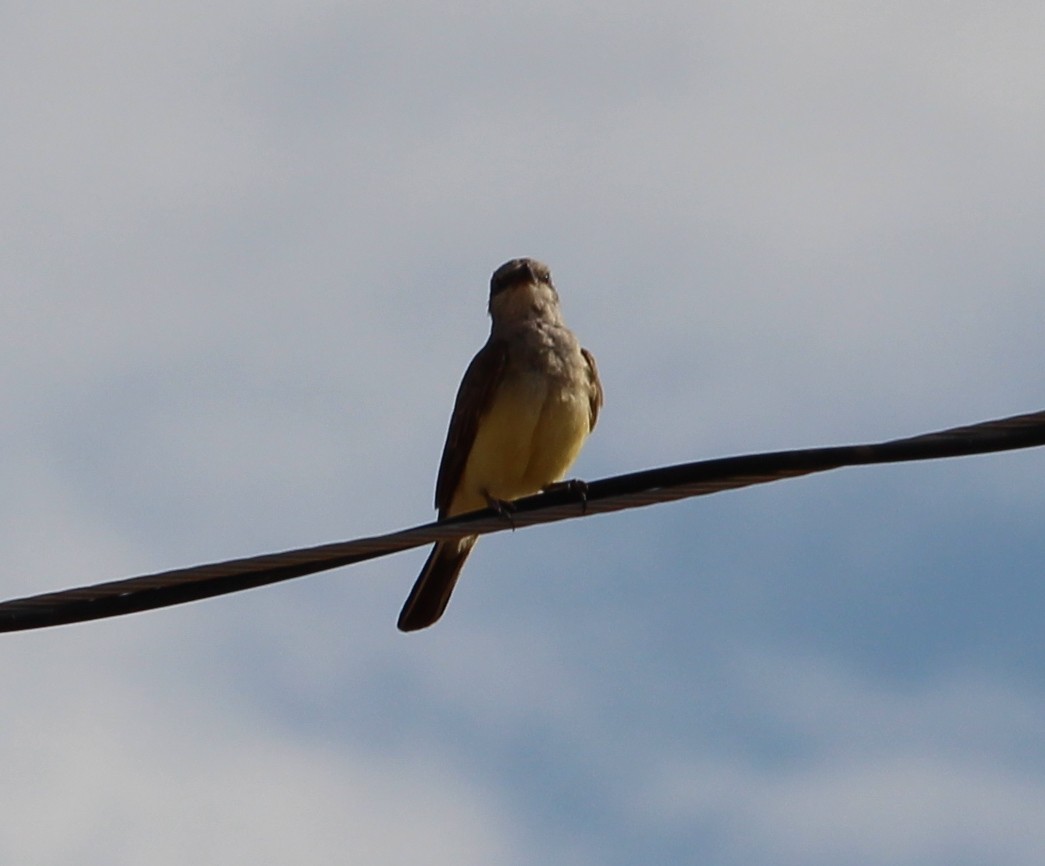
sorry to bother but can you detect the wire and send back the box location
[1,408,1042,633]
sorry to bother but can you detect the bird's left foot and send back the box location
[542,478,590,513]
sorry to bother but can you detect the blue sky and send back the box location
[2,3,1044,864]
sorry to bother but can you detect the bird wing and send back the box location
[433,338,509,516]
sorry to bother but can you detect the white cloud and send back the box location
[642,656,1045,865]
[0,647,520,866]
[651,753,1045,866]
[1,3,1044,864]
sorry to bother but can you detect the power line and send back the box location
[1,408,1042,633]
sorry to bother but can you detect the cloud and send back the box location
[1,3,1044,864]
[0,637,520,866]
[642,656,1045,865]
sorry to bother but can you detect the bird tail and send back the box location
[397,536,478,632]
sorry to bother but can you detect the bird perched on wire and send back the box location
[398,258,603,631]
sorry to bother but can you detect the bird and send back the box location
[397,258,603,631]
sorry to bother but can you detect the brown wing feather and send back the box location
[580,347,603,432]
[434,338,509,516]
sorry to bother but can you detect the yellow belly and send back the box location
[449,372,590,516]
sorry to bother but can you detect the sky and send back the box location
[2,2,1044,864]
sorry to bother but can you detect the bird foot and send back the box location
[483,491,516,528]
[542,478,590,514]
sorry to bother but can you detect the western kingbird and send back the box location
[397,258,603,632]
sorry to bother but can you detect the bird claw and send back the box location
[542,478,590,514]
[484,492,516,529]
